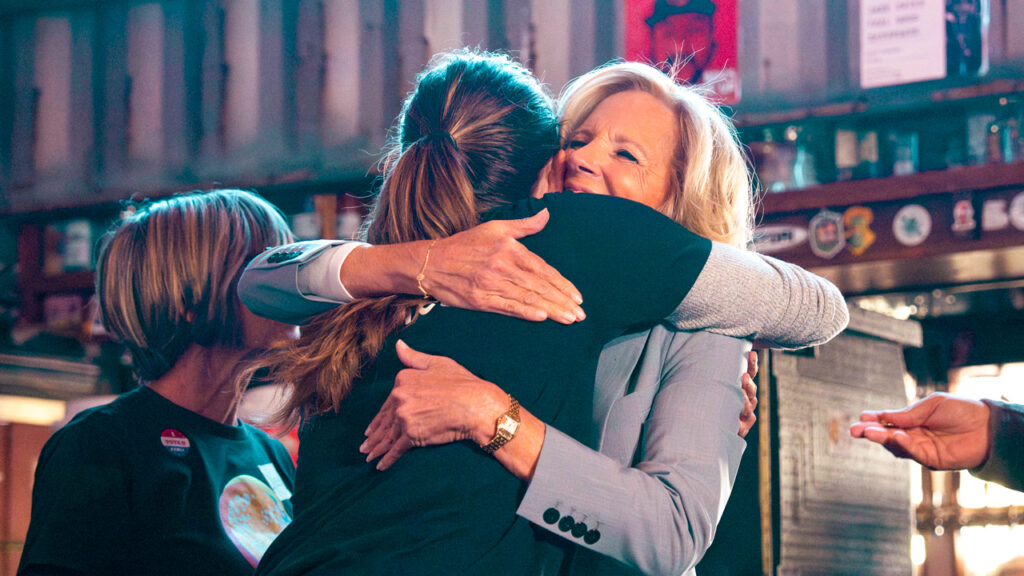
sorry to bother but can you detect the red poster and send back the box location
[625,0,740,104]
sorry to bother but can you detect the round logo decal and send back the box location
[843,206,876,256]
[159,429,190,457]
[220,475,292,567]
[952,199,976,233]
[809,210,845,259]
[893,204,932,247]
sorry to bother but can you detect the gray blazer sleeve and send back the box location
[666,242,849,349]
[239,240,848,349]
[517,329,749,576]
[237,240,353,325]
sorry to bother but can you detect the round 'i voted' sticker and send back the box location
[160,428,191,457]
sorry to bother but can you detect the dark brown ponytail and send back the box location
[247,51,559,426]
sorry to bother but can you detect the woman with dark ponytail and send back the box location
[246,52,559,433]
[248,49,710,575]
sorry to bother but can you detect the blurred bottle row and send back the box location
[745,94,1024,193]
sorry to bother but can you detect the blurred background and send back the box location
[0,0,1022,574]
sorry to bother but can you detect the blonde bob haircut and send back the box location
[96,189,293,382]
[557,61,757,248]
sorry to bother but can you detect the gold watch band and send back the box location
[480,395,521,454]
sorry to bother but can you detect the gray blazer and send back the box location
[237,240,847,575]
[520,326,748,576]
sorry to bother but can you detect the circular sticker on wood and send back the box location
[893,204,931,247]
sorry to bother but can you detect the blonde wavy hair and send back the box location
[96,189,293,382]
[557,61,757,248]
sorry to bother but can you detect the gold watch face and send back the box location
[497,414,520,437]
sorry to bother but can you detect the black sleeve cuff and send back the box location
[968,399,1024,493]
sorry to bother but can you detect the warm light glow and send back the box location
[961,470,1024,508]
[904,372,919,404]
[960,525,1024,576]
[959,472,985,508]
[853,296,916,320]
[932,471,945,507]
[911,533,926,566]
[951,363,1024,404]
[953,363,1024,508]
[950,365,1024,575]
[910,462,923,505]
[980,479,1024,508]
[0,395,66,426]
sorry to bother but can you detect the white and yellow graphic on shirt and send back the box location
[219,474,292,567]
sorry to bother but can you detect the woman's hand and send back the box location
[361,340,508,470]
[738,351,758,438]
[424,209,585,324]
[533,150,567,196]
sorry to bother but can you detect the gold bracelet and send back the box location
[415,239,438,299]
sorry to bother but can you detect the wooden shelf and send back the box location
[760,161,1024,215]
[734,78,1024,128]
[14,221,98,325]
[28,270,94,294]
[0,169,376,216]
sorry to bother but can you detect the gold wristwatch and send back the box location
[480,395,521,454]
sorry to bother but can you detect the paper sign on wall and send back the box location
[860,0,946,89]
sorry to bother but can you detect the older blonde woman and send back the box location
[241,61,847,575]
[20,190,298,576]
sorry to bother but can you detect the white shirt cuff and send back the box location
[297,242,370,303]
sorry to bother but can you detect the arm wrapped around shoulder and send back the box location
[665,242,849,349]
[237,240,358,325]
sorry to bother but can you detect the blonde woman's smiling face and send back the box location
[563,90,679,210]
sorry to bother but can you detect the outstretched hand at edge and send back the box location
[850,392,991,470]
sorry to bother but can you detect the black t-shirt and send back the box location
[18,386,296,576]
[255,192,712,576]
